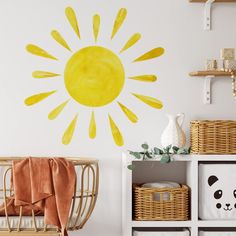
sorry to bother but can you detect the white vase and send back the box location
[160,113,186,148]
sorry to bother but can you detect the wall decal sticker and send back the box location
[25,6,164,146]
[89,111,96,139]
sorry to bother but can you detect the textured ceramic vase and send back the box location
[161,113,186,148]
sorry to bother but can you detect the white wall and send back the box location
[0,0,236,235]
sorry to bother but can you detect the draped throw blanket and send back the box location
[0,158,76,236]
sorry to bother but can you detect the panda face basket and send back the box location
[133,184,190,221]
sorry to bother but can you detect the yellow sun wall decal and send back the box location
[25,6,165,146]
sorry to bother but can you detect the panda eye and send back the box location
[214,190,223,199]
[234,190,236,198]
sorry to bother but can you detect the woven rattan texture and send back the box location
[133,184,189,221]
[191,120,236,154]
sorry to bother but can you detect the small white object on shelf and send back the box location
[142,182,180,189]
[217,60,225,71]
[225,60,236,71]
[160,113,186,148]
[205,59,217,70]
[221,48,235,60]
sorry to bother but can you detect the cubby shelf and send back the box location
[122,153,236,236]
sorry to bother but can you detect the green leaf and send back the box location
[130,151,142,159]
[145,152,153,159]
[154,147,163,155]
[164,144,172,154]
[160,154,171,164]
[127,164,135,170]
[177,147,188,154]
[172,146,179,154]
[141,143,149,150]
[183,148,190,154]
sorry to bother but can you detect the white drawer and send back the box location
[199,232,236,236]
[133,230,189,236]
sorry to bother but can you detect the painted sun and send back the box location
[25,7,164,146]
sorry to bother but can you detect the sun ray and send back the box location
[133,47,164,62]
[89,111,96,139]
[120,33,141,53]
[111,8,127,39]
[32,71,60,79]
[117,102,138,123]
[93,14,100,42]
[51,30,72,52]
[26,44,57,60]
[132,93,163,109]
[65,7,81,39]
[108,114,124,146]
[48,100,69,120]
[24,91,56,106]
[62,114,78,145]
[129,75,157,82]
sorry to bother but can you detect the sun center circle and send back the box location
[64,46,125,107]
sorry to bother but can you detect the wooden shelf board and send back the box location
[196,155,236,161]
[132,220,193,227]
[190,0,236,2]
[132,155,192,162]
[132,220,236,228]
[130,155,236,162]
[198,220,236,227]
[189,70,232,77]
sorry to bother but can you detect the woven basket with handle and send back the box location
[133,184,189,221]
[190,120,236,154]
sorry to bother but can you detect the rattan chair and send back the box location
[0,157,99,236]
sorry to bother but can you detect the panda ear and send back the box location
[208,175,219,186]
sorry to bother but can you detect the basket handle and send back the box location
[152,192,171,202]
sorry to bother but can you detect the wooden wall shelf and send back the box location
[189,70,232,77]
[189,0,236,30]
[189,70,233,104]
[190,0,236,2]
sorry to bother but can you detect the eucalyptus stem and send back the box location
[128,143,190,170]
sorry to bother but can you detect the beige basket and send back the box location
[190,120,236,154]
[133,184,189,221]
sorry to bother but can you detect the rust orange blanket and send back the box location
[11,157,76,236]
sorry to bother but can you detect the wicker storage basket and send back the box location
[191,120,236,154]
[133,184,189,221]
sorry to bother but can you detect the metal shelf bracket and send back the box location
[203,75,214,104]
[204,0,215,30]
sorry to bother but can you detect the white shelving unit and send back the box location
[122,153,236,236]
